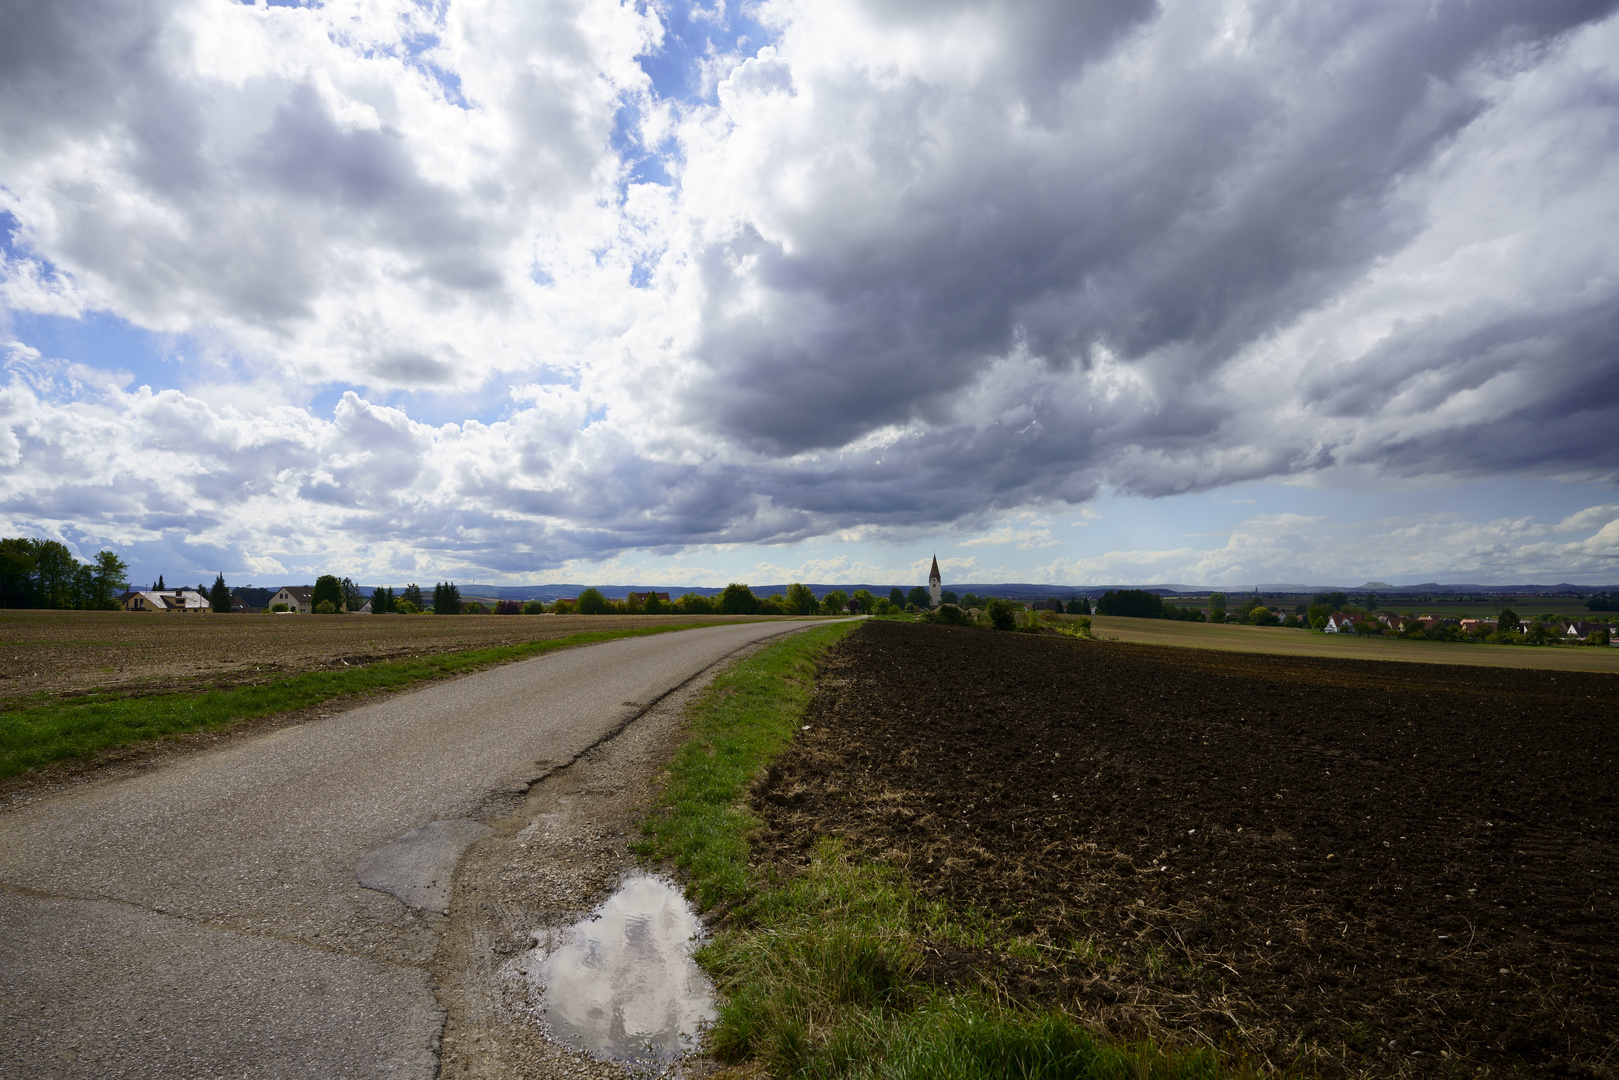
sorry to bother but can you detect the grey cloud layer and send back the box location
[3,0,1618,576]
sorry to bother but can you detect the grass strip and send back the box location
[639,622,1241,1080]
[0,621,736,778]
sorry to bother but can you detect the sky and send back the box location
[3,0,1619,591]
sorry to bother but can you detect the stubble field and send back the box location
[0,610,780,707]
[755,620,1619,1076]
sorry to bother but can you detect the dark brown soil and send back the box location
[754,620,1619,1077]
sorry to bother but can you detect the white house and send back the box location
[1323,613,1355,633]
[121,589,211,613]
[268,586,314,613]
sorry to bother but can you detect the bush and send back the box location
[926,603,973,626]
[463,601,488,615]
[314,599,338,614]
[522,600,547,615]
[270,603,289,613]
[984,598,1017,631]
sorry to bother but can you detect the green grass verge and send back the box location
[0,622,733,778]
[638,622,1239,1080]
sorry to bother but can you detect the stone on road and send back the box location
[0,620,821,1079]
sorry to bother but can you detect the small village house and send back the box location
[268,586,314,613]
[120,589,212,613]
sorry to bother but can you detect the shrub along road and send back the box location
[0,619,831,1080]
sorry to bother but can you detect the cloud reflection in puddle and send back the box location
[512,874,716,1065]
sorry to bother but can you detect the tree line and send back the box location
[0,537,129,610]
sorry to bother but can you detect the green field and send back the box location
[1085,614,1619,672]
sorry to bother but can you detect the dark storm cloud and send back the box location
[680,0,1619,501]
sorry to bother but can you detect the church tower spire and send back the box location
[928,555,942,607]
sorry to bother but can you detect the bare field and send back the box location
[0,610,791,706]
[1085,614,1619,671]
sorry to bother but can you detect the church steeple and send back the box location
[928,555,942,606]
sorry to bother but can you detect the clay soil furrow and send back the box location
[752,620,1619,1077]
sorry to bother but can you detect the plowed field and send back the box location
[755,620,1619,1076]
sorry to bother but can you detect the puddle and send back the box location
[511,874,716,1066]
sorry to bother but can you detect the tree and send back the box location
[720,583,759,614]
[1496,607,1520,634]
[31,540,78,609]
[889,587,905,606]
[852,589,879,615]
[155,574,166,591]
[522,599,547,614]
[906,586,930,609]
[1096,590,1164,618]
[0,538,36,607]
[575,587,610,614]
[1064,597,1090,616]
[1207,592,1227,622]
[1312,591,1348,611]
[312,575,343,612]
[676,592,716,614]
[209,573,231,613]
[315,599,338,614]
[401,583,424,610]
[785,582,818,615]
[643,593,666,614]
[372,586,396,614]
[940,590,959,606]
[822,590,848,615]
[90,550,129,609]
[959,593,982,610]
[338,576,363,612]
[433,581,462,614]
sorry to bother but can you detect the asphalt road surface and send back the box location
[0,619,824,1079]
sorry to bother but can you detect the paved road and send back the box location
[0,620,825,1079]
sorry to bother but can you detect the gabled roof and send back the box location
[275,585,315,601]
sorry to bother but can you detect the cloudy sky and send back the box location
[3,0,1619,590]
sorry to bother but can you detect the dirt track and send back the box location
[755,621,1619,1076]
